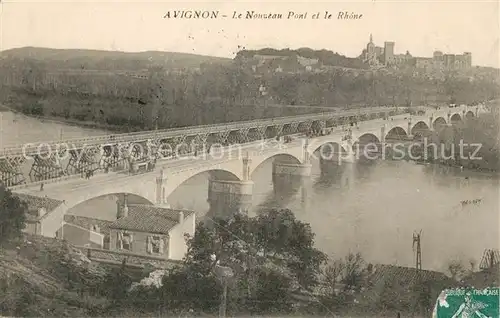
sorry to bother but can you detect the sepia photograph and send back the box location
[0,0,499,317]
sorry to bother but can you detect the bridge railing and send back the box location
[7,109,471,190]
[0,106,407,157]
[7,134,306,190]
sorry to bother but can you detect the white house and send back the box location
[108,203,196,261]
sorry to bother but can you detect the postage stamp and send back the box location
[433,287,499,318]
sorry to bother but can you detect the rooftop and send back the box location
[14,193,64,221]
[63,215,114,235]
[109,204,195,235]
[366,264,453,287]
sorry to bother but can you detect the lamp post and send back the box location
[214,264,234,318]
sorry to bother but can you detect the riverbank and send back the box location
[19,113,125,133]
[415,160,500,180]
[1,106,123,133]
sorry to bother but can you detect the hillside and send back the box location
[0,47,232,71]
[0,46,498,131]
[235,47,368,69]
[0,234,158,317]
[0,235,106,316]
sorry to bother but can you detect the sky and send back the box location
[1,0,499,67]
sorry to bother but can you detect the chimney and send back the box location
[37,208,46,218]
[116,200,129,219]
[178,211,184,224]
[116,200,122,219]
[122,202,129,218]
[92,224,100,233]
[367,263,374,274]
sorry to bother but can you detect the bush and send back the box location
[0,185,27,244]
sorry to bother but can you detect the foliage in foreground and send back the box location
[122,209,327,316]
[0,200,489,317]
[0,184,27,244]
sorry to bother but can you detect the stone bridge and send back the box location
[5,104,484,237]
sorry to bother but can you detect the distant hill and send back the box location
[0,47,232,71]
[235,47,368,69]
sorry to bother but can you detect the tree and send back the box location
[252,267,293,314]
[0,184,27,244]
[323,259,345,297]
[411,279,434,315]
[447,259,467,281]
[341,252,365,292]
[254,209,327,291]
[103,259,133,306]
[160,264,221,314]
[136,209,327,316]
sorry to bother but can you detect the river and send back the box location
[2,111,498,273]
[0,111,109,147]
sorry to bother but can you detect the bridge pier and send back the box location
[380,125,386,144]
[207,179,253,219]
[272,162,311,212]
[272,138,312,208]
[407,119,414,139]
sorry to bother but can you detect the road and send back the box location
[1,106,403,156]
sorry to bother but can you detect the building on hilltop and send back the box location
[360,35,413,67]
[108,199,195,261]
[360,34,385,67]
[359,34,472,70]
[241,53,320,74]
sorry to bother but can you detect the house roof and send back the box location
[367,264,451,284]
[63,215,114,235]
[14,193,64,221]
[108,204,195,235]
[358,264,457,306]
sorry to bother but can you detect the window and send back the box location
[103,235,110,249]
[117,231,132,251]
[152,236,161,254]
[147,235,164,254]
[122,233,132,250]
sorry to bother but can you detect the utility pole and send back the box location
[413,230,422,270]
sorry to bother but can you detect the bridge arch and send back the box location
[356,133,381,144]
[165,167,242,200]
[465,111,475,119]
[411,121,430,136]
[433,117,447,130]
[312,141,348,161]
[65,192,154,216]
[450,113,462,123]
[249,153,302,178]
[354,133,381,154]
[385,126,408,140]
